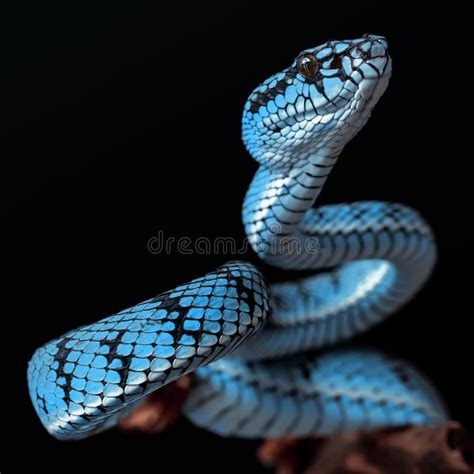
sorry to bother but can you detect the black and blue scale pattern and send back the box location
[28,35,448,441]
[28,262,270,439]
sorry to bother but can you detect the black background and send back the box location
[4,1,473,472]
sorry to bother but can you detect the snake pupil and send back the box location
[297,54,319,79]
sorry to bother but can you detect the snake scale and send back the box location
[28,34,448,440]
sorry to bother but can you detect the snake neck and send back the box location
[243,148,339,260]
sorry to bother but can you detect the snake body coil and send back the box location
[28,35,447,440]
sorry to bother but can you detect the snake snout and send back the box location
[362,33,388,52]
[352,34,391,78]
[350,34,391,79]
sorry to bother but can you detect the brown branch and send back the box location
[257,422,474,474]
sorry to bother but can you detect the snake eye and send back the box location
[297,54,320,79]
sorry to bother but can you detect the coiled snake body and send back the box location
[28,35,447,440]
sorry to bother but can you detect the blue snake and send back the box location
[28,34,448,440]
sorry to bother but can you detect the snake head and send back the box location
[242,34,392,171]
